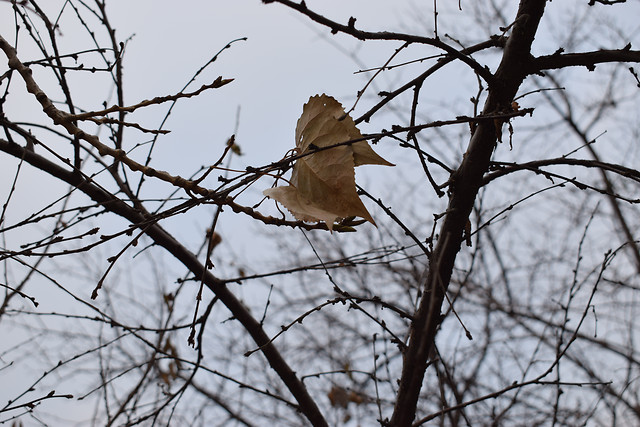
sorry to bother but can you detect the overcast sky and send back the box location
[2,2,640,423]
[2,1,639,298]
[0,3,426,419]
[0,1,433,256]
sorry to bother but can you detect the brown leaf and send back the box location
[327,385,366,408]
[264,94,393,231]
[328,385,350,408]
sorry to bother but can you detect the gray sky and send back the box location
[0,3,421,419]
[2,2,640,424]
[0,1,425,258]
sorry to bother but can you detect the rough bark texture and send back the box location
[389,1,548,426]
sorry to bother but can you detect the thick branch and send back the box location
[530,48,640,73]
[0,142,328,426]
[389,2,547,426]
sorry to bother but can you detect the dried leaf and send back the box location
[264,94,393,231]
[327,385,365,408]
[328,385,350,408]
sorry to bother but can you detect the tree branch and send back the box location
[0,140,328,426]
[261,0,494,84]
[389,2,548,425]
[530,48,640,73]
